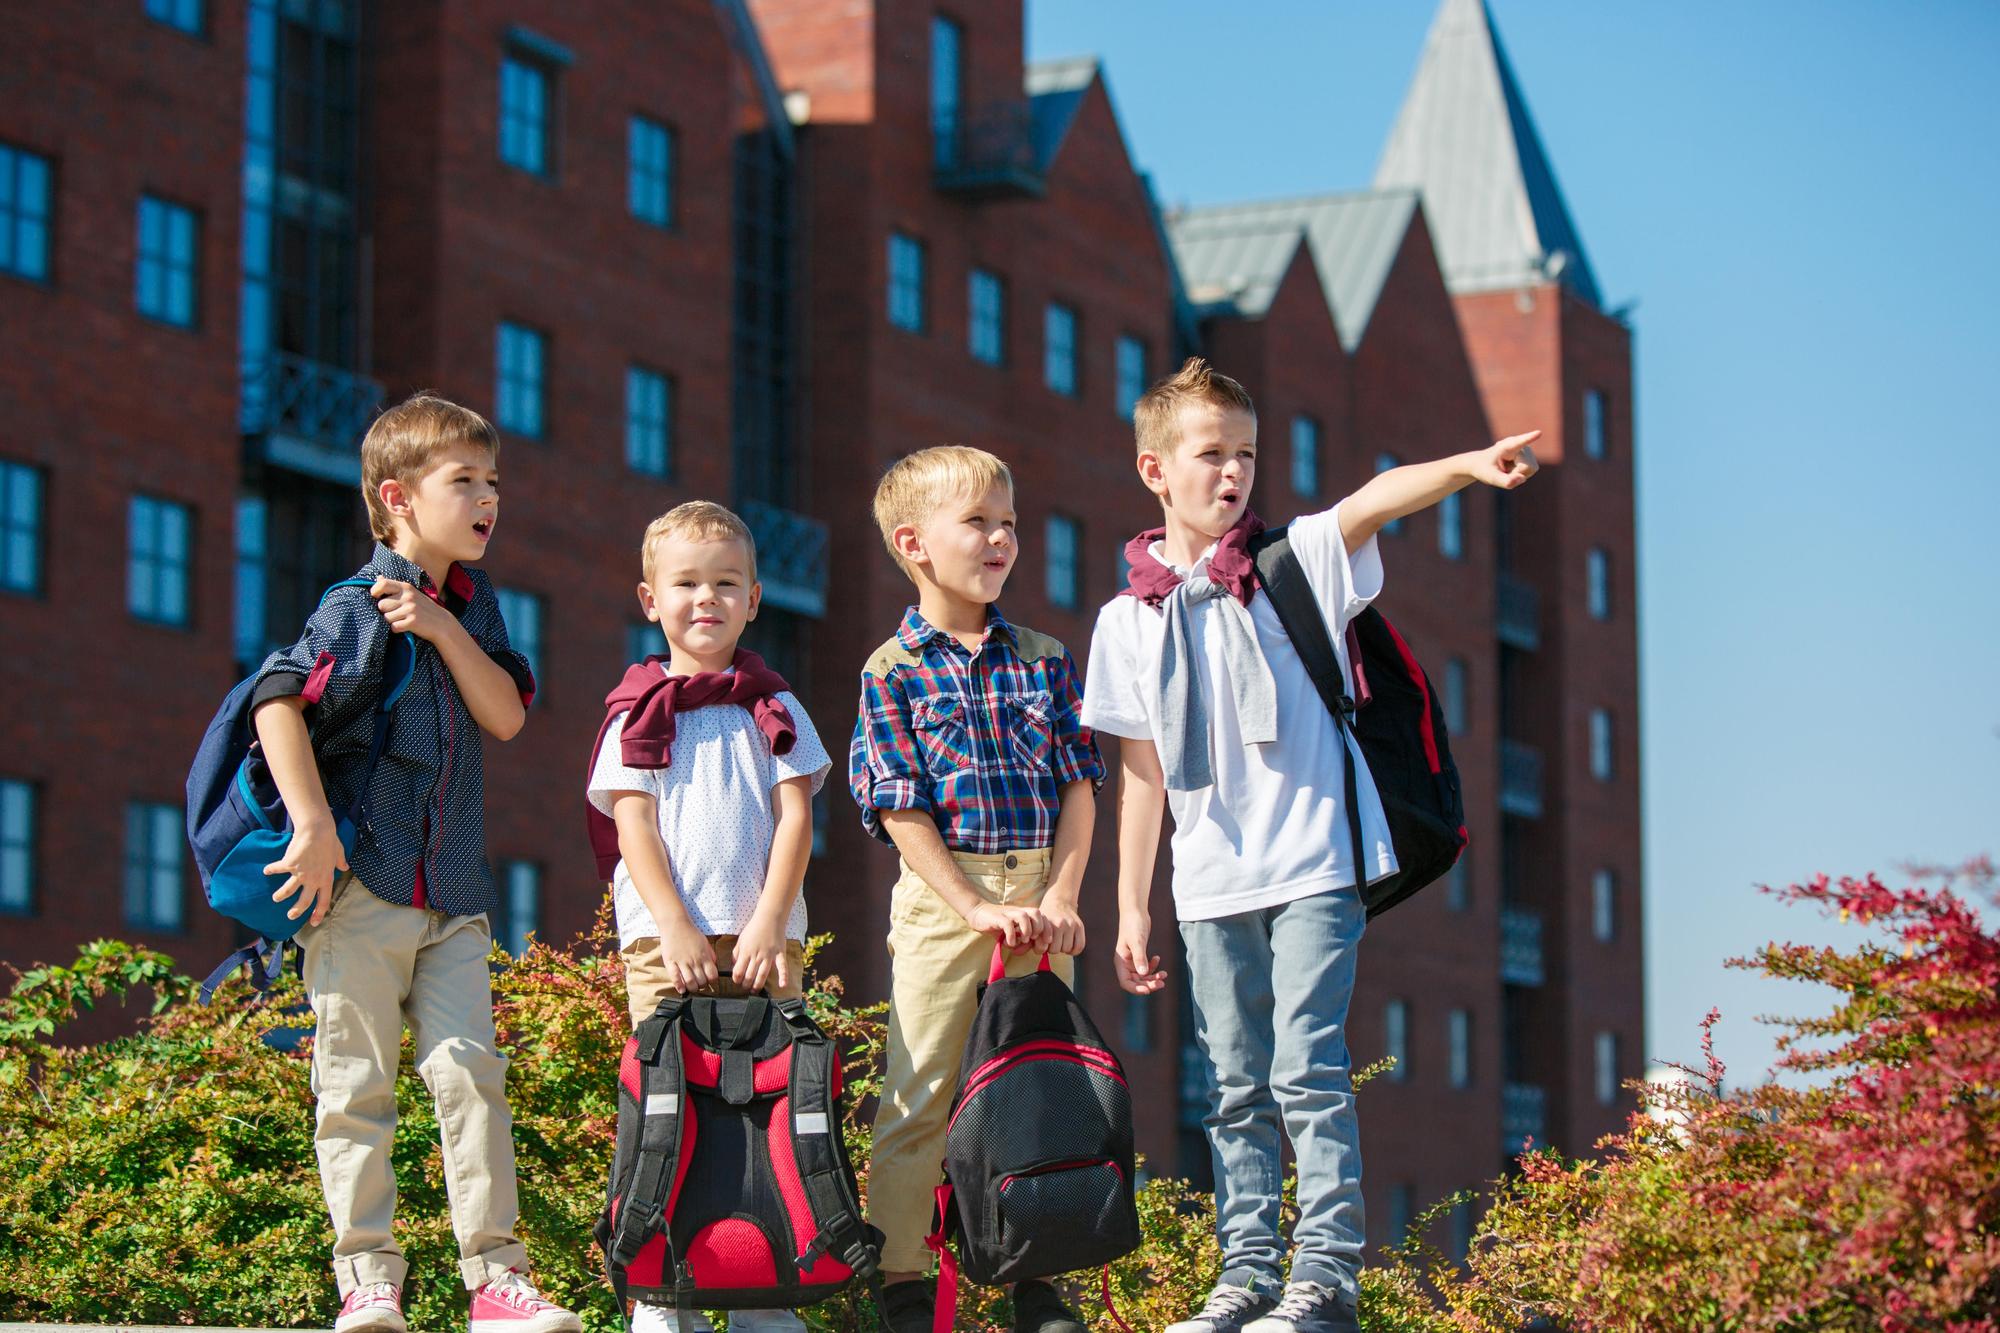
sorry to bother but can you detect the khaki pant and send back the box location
[869,847,1073,1273]
[296,874,528,1295]
[621,934,808,1028]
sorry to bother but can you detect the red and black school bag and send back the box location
[596,993,882,1322]
[925,946,1140,1331]
[1249,525,1469,918]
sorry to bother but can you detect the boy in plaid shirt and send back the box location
[848,446,1103,1333]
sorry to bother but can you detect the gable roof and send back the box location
[1166,190,1421,352]
[1372,0,1601,306]
[1025,56,1097,170]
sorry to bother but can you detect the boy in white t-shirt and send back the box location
[585,502,832,1333]
[1083,360,1538,1333]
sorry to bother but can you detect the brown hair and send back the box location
[871,445,1014,582]
[360,393,500,542]
[641,500,758,586]
[1133,357,1256,458]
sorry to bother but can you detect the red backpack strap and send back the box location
[985,942,1053,984]
[608,998,690,1275]
[925,1183,960,1333]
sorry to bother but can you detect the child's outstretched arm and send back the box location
[1112,738,1170,996]
[252,696,348,927]
[1338,430,1542,555]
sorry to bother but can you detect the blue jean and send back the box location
[1180,887,1366,1298]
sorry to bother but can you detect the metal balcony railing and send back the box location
[241,352,385,484]
[1499,907,1545,987]
[933,101,1046,199]
[1502,1081,1547,1154]
[1500,739,1545,819]
[740,498,829,619]
[1497,572,1540,650]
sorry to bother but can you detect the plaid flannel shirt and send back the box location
[848,605,1103,854]
[250,543,535,917]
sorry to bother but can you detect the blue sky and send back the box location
[1027,0,2000,1085]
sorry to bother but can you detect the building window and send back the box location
[1384,999,1409,1082]
[1374,452,1404,534]
[1589,708,1615,781]
[499,53,553,176]
[1448,1008,1473,1089]
[1122,993,1152,1054]
[135,194,199,327]
[1389,1183,1415,1244]
[1593,868,1618,942]
[1115,335,1146,419]
[930,15,963,170]
[0,142,53,282]
[495,322,547,438]
[124,801,184,932]
[1587,547,1611,620]
[1044,301,1078,397]
[968,267,1005,366]
[497,860,540,956]
[1,459,44,595]
[1114,542,1132,592]
[1446,849,1471,913]
[1438,490,1464,559]
[234,495,267,668]
[1045,513,1080,611]
[887,232,927,333]
[496,588,544,687]
[1595,1030,1621,1106]
[1444,656,1469,736]
[1291,415,1320,497]
[626,366,672,478]
[1450,1200,1474,1259]
[129,494,192,627]
[0,778,34,915]
[145,0,205,34]
[1584,388,1608,460]
[628,621,659,667]
[627,115,674,227]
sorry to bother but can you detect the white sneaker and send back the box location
[334,1282,407,1333]
[1165,1284,1275,1333]
[1241,1281,1360,1333]
[631,1304,714,1333]
[727,1311,806,1333]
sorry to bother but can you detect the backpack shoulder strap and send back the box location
[778,1000,881,1279]
[1247,526,1370,903]
[609,999,690,1274]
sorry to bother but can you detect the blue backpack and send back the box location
[185,578,414,1002]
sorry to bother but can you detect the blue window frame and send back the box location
[145,0,205,36]
[969,267,1005,366]
[124,801,185,932]
[1291,415,1320,497]
[1,459,44,595]
[1044,301,1078,397]
[1438,489,1464,559]
[931,16,963,170]
[888,232,927,333]
[495,322,547,438]
[0,142,53,282]
[1045,513,1080,610]
[628,621,660,667]
[0,778,34,916]
[499,55,552,176]
[628,115,674,227]
[497,860,540,956]
[1115,335,1146,419]
[234,495,267,668]
[129,494,193,626]
[1587,547,1611,619]
[1584,388,1608,460]
[497,587,545,687]
[626,366,672,477]
[1374,452,1403,534]
[136,194,199,326]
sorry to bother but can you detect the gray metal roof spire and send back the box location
[1373,0,1601,307]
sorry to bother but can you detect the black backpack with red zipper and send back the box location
[924,946,1140,1332]
[1249,524,1469,918]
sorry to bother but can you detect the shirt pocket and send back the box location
[1004,690,1055,772]
[912,693,979,776]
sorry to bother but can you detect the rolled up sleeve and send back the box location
[1048,650,1105,790]
[848,668,933,843]
[463,581,537,708]
[249,586,389,733]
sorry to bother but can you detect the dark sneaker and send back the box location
[1165,1283,1277,1333]
[880,1279,936,1333]
[1011,1279,1086,1333]
[1242,1282,1359,1333]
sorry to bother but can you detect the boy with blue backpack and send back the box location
[245,394,579,1333]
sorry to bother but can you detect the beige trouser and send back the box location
[621,934,808,1028]
[869,847,1074,1273]
[297,874,528,1294]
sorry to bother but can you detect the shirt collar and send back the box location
[895,604,1019,654]
[372,542,475,608]
[1147,538,1219,580]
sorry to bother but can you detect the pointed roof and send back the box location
[1025,56,1097,170]
[1167,190,1420,352]
[1373,0,1600,307]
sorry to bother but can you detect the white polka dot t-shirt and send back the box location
[587,686,831,947]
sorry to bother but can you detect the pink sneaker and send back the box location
[334,1282,407,1333]
[469,1270,583,1333]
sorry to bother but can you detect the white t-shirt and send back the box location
[1081,502,1398,921]
[587,685,831,947]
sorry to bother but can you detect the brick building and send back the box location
[0,0,1640,1261]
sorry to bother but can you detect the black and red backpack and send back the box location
[597,993,883,1326]
[1250,525,1469,918]
[924,946,1140,1333]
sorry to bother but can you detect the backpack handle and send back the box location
[986,942,1053,985]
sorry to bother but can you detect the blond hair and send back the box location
[641,500,758,586]
[1133,357,1256,458]
[360,393,500,542]
[871,445,1014,581]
